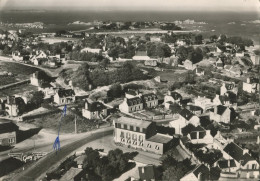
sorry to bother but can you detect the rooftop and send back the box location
[146,133,173,144]
[60,167,83,181]
[115,116,152,128]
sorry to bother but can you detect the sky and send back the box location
[0,0,259,12]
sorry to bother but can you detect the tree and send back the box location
[194,34,203,44]
[31,91,44,107]
[107,83,123,99]
[210,35,218,42]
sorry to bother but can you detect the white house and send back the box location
[164,91,182,109]
[81,47,102,54]
[180,164,209,181]
[187,126,214,145]
[243,77,259,94]
[250,54,260,65]
[194,96,214,112]
[12,51,23,61]
[210,105,232,124]
[170,109,200,135]
[220,82,237,95]
[54,89,75,105]
[132,51,151,60]
[222,142,259,179]
[82,101,108,120]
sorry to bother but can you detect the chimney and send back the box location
[247,77,250,84]
[85,101,89,109]
[214,105,218,114]
[228,160,230,167]
[142,167,145,174]
[168,90,171,96]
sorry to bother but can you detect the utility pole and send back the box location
[74,115,77,134]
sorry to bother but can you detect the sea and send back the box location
[0,10,259,43]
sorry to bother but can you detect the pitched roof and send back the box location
[60,167,83,181]
[211,105,228,115]
[146,133,173,144]
[179,109,195,121]
[182,164,209,180]
[191,125,205,132]
[0,122,19,134]
[218,159,236,169]
[126,97,143,106]
[57,89,75,98]
[138,165,156,180]
[170,91,182,100]
[86,101,106,112]
[142,93,158,102]
[223,142,255,166]
[115,116,152,129]
[135,51,147,56]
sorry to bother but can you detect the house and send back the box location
[195,67,204,76]
[216,159,237,173]
[220,82,237,95]
[12,51,23,61]
[183,59,196,70]
[54,89,75,105]
[180,164,209,181]
[82,100,108,120]
[119,92,158,113]
[113,116,172,155]
[235,51,244,57]
[60,167,85,181]
[222,142,259,179]
[243,77,259,93]
[170,109,200,135]
[250,54,260,65]
[132,51,151,60]
[213,93,237,107]
[186,105,203,116]
[210,105,233,124]
[144,59,157,67]
[74,155,86,169]
[176,40,186,46]
[0,122,18,146]
[81,47,102,54]
[216,58,224,69]
[187,126,214,145]
[38,83,56,99]
[5,96,25,117]
[119,97,143,113]
[164,91,182,109]
[194,96,214,112]
[142,93,158,109]
[135,165,158,181]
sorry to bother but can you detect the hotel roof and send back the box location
[146,133,173,144]
[115,116,152,128]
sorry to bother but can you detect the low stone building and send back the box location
[0,122,18,146]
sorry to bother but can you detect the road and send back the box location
[11,127,113,181]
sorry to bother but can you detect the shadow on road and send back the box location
[16,127,42,143]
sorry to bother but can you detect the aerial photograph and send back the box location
[0,0,259,180]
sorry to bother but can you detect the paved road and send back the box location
[11,128,113,181]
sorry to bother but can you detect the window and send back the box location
[139,135,143,141]
[120,132,125,138]
[124,124,127,129]
[117,123,121,128]
[155,145,160,150]
[132,134,137,140]
[121,138,125,142]
[130,125,134,131]
[126,132,131,138]
[136,127,140,132]
[147,143,151,148]
[143,128,146,133]
[139,142,143,146]
[252,164,256,169]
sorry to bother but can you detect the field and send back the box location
[24,111,101,133]
[0,84,38,97]
[0,61,42,86]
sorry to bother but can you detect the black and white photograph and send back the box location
[0,0,260,180]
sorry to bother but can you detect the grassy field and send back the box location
[0,61,42,86]
[24,111,100,133]
[0,84,38,97]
